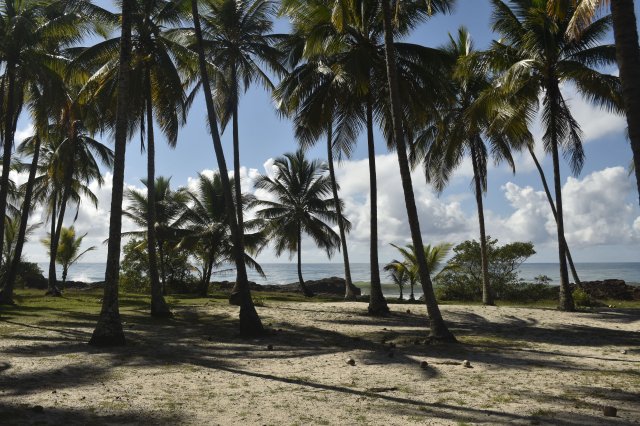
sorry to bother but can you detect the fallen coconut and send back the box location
[420,361,428,369]
[462,360,472,368]
[346,357,356,366]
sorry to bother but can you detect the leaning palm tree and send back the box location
[549,0,640,206]
[0,134,43,304]
[42,226,95,289]
[252,150,347,296]
[188,0,264,336]
[90,0,134,346]
[176,172,267,296]
[74,0,190,317]
[489,0,622,311]
[374,0,457,341]
[411,28,521,306]
[201,0,284,286]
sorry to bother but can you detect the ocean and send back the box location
[40,262,640,297]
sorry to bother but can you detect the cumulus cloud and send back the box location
[487,167,640,256]
[17,155,639,266]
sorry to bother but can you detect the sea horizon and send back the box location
[38,261,640,296]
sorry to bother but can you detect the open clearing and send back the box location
[1,290,639,425]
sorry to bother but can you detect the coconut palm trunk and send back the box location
[229,67,247,304]
[0,61,16,268]
[529,145,581,285]
[326,124,356,300]
[296,224,313,296]
[89,0,132,347]
[45,196,63,296]
[190,0,263,336]
[48,188,71,296]
[0,136,41,304]
[470,143,494,305]
[547,83,574,311]
[380,0,454,341]
[610,0,640,206]
[145,68,172,318]
[366,95,389,315]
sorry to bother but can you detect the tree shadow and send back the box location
[0,402,186,425]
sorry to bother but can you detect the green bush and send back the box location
[434,238,544,302]
[572,287,595,308]
[120,239,151,293]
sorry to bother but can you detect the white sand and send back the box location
[1,301,639,425]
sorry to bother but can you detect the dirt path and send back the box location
[1,301,639,425]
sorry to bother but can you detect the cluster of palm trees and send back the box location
[0,0,637,346]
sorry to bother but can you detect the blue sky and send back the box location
[15,0,640,265]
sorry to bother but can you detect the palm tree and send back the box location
[412,28,522,306]
[0,134,42,304]
[489,0,622,311]
[252,150,347,296]
[527,145,581,285]
[376,0,457,341]
[177,172,266,296]
[282,0,444,314]
[389,242,452,300]
[74,0,190,317]
[273,48,360,300]
[201,1,284,297]
[189,0,264,336]
[90,0,134,347]
[123,176,190,294]
[384,260,408,300]
[42,226,95,289]
[33,87,114,297]
[551,0,640,206]
[0,0,110,273]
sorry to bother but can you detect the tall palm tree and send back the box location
[90,0,134,347]
[489,0,622,311]
[177,172,266,296]
[551,0,640,206]
[0,134,41,303]
[283,0,444,314]
[74,0,190,317]
[31,88,114,297]
[252,149,347,296]
[0,0,110,273]
[412,28,521,306]
[274,47,361,300]
[189,0,264,336]
[42,226,95,289]
[200,0,285,303]
[376,0,457,341]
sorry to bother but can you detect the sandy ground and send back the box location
[1,300,639,425]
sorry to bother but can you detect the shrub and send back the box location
[572,287,596,308]
[120,239,150,293]
[434,238,537,302]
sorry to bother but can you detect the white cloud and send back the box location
[16,155,639,267]
[487,167,640,253]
